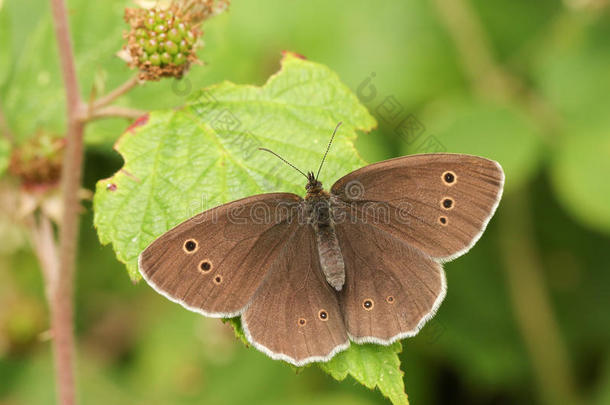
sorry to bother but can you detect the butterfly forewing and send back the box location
[139,193,302,318]
[242,225,350,366]
[331,153,504,261]
[334,219,445,343]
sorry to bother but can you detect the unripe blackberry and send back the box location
[9,132,64,189]
[150,53,161,66]
[123,1,230,81]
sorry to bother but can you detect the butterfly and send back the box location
[139,123,504,366]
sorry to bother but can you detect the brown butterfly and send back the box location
[139,123,504,366]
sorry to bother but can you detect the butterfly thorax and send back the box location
[304,172,346,291]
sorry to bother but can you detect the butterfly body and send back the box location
[139,153,504,366]
[304,173,346,291]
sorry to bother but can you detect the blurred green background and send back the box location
[1,0,610,404]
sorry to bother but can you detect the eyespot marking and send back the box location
[363,299,374,310]
[439,216,448,226]
[199,260,212,273]
[183,239,198,253]
[441,197,454,210]
[318,310,329,321]
[386,295,395,304]
[298,318,307,327]
[442,171,457,185]
[213,275,223,285]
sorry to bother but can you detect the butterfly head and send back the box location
[305,171,324,195]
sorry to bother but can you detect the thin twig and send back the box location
[50,0,84,403]
[87,105,147,121]
[92,75,140,110]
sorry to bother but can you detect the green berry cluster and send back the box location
[136,9,195,67]
[124,6,201,80]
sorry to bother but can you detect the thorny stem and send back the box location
[50,0,84,403]
[431,0,580,404]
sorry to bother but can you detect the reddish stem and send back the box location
[49,0,85,403]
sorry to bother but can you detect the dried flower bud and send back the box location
[8,132,64,190]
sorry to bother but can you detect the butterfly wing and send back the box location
[334,219,446,343]
[139,193,302,318]
[241,225,350,366]
[331,153,504,262]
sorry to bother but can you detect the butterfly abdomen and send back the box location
[306,193,346,291]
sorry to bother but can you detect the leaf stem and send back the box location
[87,105,147,121]
[92,75,140,110]
[50,0,84,403]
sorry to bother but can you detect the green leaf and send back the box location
[93,52,375,279]
[226,319,410,404]
[550,118,610,233]
[223,317,249,347]
[320,342,409,405]
[533,15,610,233]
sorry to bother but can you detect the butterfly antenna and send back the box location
[258,148,309,179]
[316,122,342,180]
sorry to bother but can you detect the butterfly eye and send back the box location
[183,239,198,253]
[298,318,307,327]
[442,171,457,185]
[318,310,329,321]
[441,197,454,210]
[362,299,374,310]
[213,275,223,285]
[199,260,212,273]
[439,216,448,226]
[386,295,395,304]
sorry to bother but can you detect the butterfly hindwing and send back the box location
[242,225,350,366]
[334,219,446,343]
[331,153,504,261]
[138,193,301,317]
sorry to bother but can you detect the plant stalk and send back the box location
[49,0,85,403]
